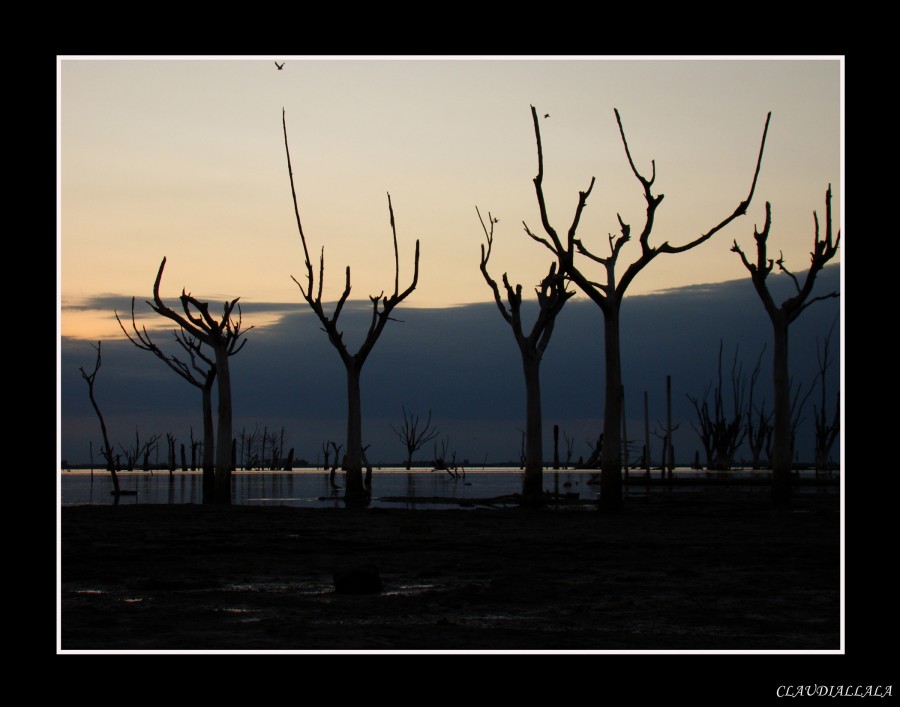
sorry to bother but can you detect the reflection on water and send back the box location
[60,468,591,508]
[59,467,836,509]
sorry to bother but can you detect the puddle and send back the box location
[224,581,334,596]
[383,583,437,596]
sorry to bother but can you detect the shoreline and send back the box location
[60,487,840,652]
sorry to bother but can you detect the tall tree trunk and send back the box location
[771,318,792,505]
[201,382,215,504]
[213,346,233,505]
[344,361,366,506]
[522,355,544,507]
[599,306,623,512]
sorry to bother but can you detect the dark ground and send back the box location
[60,486,841,652]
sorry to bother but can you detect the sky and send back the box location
[57,56,843,468]
[59,56,842,340]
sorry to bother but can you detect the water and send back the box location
[59,467,836,509]
[59,468,595,509]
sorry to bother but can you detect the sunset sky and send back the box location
[59,56,842,341]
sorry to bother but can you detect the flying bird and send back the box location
[275,61,285,70]
[544,113,550,118]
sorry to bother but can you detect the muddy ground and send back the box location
[60,487,840,652]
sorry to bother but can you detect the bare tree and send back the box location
[116,298,223,501]
[687,342,749,470]
[563,430,576,468]
[118,428,161,473]
[789,377,816,464]
[478,207,574,507]
[283,109,421,506]
[320,440,332,470]
[813,321,840,475]
[79,342,125,496]
[329,441,343,488]
[145,257,251,504]
[745,346,772,470]
[391,406,440,470]
[732,185,840,504]
[524,105,770,511]
[433,436,459,478]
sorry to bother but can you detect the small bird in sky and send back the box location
[275,61,285,70]
[544,113,550,118]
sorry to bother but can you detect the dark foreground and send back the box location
[60,487,840,651]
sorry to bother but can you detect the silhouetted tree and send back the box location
[479,206,574,507]
[687,342,748,470]
[563,430,576,468]
[117,299,226,500]
[146,257,251,504]
[320,440,332,470]
[789,377,816,465]
[433,436,459,477]
[79,342,122,495]
[741,346,769,470]
[813,321,839,474]
[391,406,440,470]
[283,109,421,507]
[329,441,343,488]
[553,424,560,470]
[119,428,161,473]
[525,105,770,511]
[732,186,840,504]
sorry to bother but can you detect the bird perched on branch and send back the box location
[275,61,285,70]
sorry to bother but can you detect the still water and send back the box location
[60,468,597,509]
[59,467,832,509]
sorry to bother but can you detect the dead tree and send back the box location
[525,105,770,511]
[117,298,221,498]
[283,109,421,506]
[745,346,771,470]
[165,433,177,473]
[390,406,440,470]
[145,257,251,504]
[563,430,576,469]
[553,425,560,470]
[789,377,816,466]
[479,206,574,507]
[687,342,748,470]
[652,424,680,479]
[329,441,343,488]
[78,342,121,495]
[119,428,160,473]
[433,437,459,478]
[732,185,840,504]
[813,321,840,474]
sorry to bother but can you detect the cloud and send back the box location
[60,266,840,467]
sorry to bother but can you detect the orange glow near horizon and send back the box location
[59,56,842,342]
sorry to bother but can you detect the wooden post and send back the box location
[644,391,650,479]
[553,424,560,470]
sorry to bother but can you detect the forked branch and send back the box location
[283,109,420,368]
[732,185,840,323]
